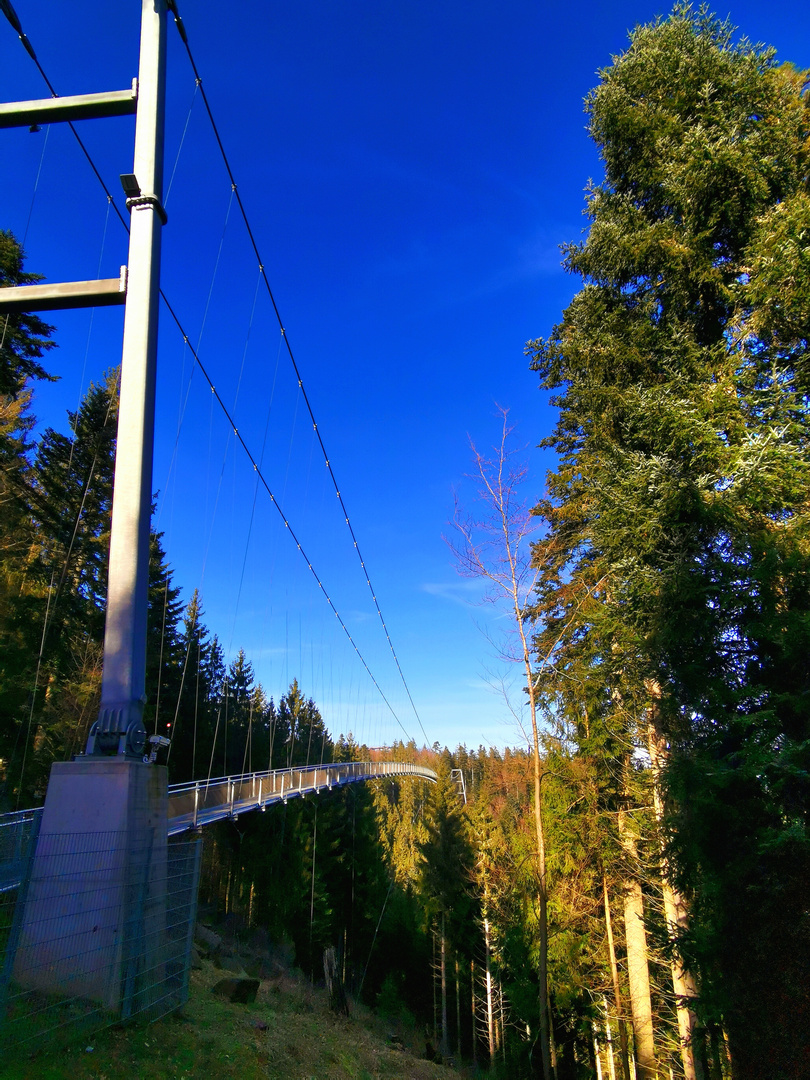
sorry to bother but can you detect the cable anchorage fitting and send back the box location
[126,193,168,225]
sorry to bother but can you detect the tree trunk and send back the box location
[593,1023,604,1080]
[646,703,703,1080]
[499,981,507,1064]
[603,871,632,1080]
[603,997,617,1080]
[432,929,438,1043]
[661,880,702,1079]
[708,1028,724,1080]
[471,958,479,1068]
[549,1004,558,1079]
[484,915,496,1062]
[455,954,462,1060]
[529,692,553,1080]
[323,946,349,1015]
[440,913,449,1059]
[618,806,657,1080]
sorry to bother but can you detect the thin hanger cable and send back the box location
[21,122,50,248]
[4,6,422,749]
[14,568,55,808]
[166,0,427,745]
[164,79,199,207]
[159,290,415,741]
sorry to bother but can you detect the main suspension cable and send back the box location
[158,290,414,741]
[166,0,428,745]
[2,0,425,746]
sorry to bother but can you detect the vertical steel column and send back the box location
[88,0,168,756]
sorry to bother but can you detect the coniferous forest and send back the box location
[1,8,809,1079]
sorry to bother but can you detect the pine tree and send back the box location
[161,588,213,781]
[0,389,41,769]
[528,8,810,1075]
[0,230,56,397]
[31,369,119,641]
[0,233,56,785]
[280,679,331,767]
[220,648,255,776]
[144,529,184,743]
[417,756,474,1058]
[4,372,119,796]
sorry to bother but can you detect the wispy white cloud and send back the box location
[345,608,375,624]
[421,579,482,605]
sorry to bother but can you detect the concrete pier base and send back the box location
[12,759,168,1015]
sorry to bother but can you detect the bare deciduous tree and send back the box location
[446,406,553,1080]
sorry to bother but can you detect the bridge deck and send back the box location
[167,760,436,835]
[0,761,436,891]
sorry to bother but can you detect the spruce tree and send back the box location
[31,369,119,641]
[5,372,119,795]
[0,230,56,397]
[0,234,56,783]
[417,756,474,1058]
[144,528,183,742]
[529,8,810,1075]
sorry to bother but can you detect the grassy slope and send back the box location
[1,960,466,1080]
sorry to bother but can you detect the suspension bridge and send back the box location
[0,759,437,897]
[0,0,434,787]
[0,0,439,1042]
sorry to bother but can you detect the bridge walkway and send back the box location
[167,760,436,835]
[0,761,437,889]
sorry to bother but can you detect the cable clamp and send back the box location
[126,193,168,225]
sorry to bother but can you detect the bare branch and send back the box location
[446,406,554,1074]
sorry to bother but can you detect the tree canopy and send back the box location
[529,7,810,1076]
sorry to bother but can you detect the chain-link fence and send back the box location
[0,814,201,1054]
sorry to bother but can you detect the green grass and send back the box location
[0,959,466,1080]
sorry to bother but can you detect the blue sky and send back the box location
[2,1,809,753]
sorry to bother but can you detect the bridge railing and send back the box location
[167,760,437,835]
[0,761,437,865]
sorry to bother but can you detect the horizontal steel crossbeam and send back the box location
[0,84,138,128]
[0,269,128,313]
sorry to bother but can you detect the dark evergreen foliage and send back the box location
[0,230,56,397]
[528,7,810,1075]
[4,12,809,1071]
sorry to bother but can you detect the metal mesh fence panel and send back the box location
[0,822,201,1054]
[0,808,43,897]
